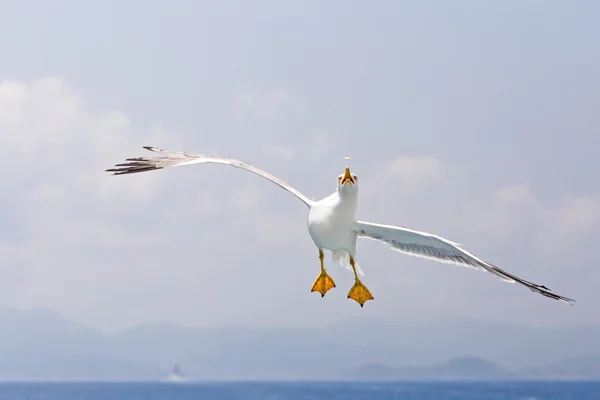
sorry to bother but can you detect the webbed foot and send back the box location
[311,269,336,297]
[347,279,374,307]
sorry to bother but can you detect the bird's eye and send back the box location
[337,176,342,181]
[352,175,358,180]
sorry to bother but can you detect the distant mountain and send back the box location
[0,307,158,380]
[344,356,516,381]
[0,306,598,380]
[522,355,600,380]
[345,355,600,381]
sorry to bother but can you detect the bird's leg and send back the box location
[347,256,374,307]
[311,249,336,297]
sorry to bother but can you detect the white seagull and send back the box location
[106,146,575,307]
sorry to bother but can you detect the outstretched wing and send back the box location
[353,220,574,304]
[106,146,314,207]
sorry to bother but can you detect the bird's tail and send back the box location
[332,251,365,276]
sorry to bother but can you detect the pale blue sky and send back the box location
[0,0,598,332]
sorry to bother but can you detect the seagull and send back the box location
[106,146,575,307]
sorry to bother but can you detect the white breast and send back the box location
[307,192,357,254]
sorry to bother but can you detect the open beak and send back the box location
[341,166,354,185]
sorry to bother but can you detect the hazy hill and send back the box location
[345,355,600,381]
[522,355,600,380]
[0,306,598,380]
[344,356,517,381]
[0,307,158,379]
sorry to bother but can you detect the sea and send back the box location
[0,381,596,400]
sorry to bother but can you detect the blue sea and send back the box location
[0,381,596,400]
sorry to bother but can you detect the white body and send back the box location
[307,191,358,256]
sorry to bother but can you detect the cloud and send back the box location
[535,195,600,261]
[1,77,594,333]
[0,77,331,331]
[355,155,595,322]
[364,156,598,258]
[358,155,458,232]
[384,156,445,195]
[0,77,194,327]
[235,88,290,119]
[263,143,296,161]
[494,185,535,205]
[550,196,600,236]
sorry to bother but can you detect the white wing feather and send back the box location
[353,220,574,304]
[106,146,314,207]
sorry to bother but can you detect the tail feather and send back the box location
[332,251,365,276]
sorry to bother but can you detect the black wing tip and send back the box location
[488,264,575,305]
[105,164,163,175]
[535,286,576,305]
[104,146,162,175]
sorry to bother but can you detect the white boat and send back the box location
[165,364,187,382]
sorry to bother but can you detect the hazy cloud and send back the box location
[494,185,535,205]
[384,156,445,195]
[0,1,598,333]
[235,89,291,119]
[263,143,296,161]
[2,74,597,333]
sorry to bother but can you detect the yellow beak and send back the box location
[341,166,354,185]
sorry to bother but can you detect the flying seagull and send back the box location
[106,146,575,307]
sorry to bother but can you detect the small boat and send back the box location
[166,364,186,382]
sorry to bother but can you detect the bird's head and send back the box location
[337,166,358,195]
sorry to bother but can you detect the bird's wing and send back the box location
[106,146,314,207]
[353,220,574,304]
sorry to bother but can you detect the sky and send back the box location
[0,0,599,333]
